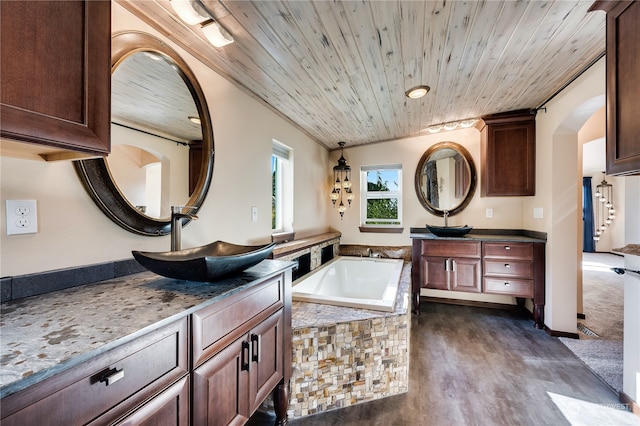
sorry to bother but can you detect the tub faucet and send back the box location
[171,206,198,251]
[443,209,449,227]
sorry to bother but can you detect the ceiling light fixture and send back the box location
[202,21,234,47]
[169,0,209,25]
[188,116,201,124]
[405,85,431,99]
[330,142,354,219]
[426,118,479,134]
[169,0,234,48]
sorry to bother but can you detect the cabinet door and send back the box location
[604,1,640,175]
[0,0,110,155]
[450,258,482,293]
[192,337,250,426]
[421,257,450,290]
[481,111,536,196]
[249,311,284,413]
[113,376,189,426]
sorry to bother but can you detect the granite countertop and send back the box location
[409,227,547,243]
[0,259,293,398]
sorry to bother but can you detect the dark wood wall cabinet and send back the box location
[590,0,640,176]
[0,0,111,156]
[0,271,292,426]
[481,110,536,196]
[412,237,545,329]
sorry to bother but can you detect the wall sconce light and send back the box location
[169,0,234,48]
[169,0,209,25]
[593,172,616,242]
[405,85,431,99]
[202,21,234,47]
[330,142,354,219]
[426,118,478,133]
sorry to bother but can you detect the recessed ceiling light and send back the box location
[405,85,430,99]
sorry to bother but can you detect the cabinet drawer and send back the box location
[484,260,533,279]
[421,240,481,258]
[484,278,533,297]
[482,242,533,260]
[1,318,188,426]
[193,274,283,366]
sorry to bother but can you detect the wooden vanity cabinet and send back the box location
[412,237,545,328]
[191,272,291,426]
[590,0,640,175]
[0,0,111,156]
[0,318,189,426]
[481,110,536,196]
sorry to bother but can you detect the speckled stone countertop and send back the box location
[0,260,293,398]
[614,244,640,256]
[410,227,547,243]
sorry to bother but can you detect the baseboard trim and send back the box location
[619,391,640,416]
[577,313,586,319]
[544,325,579,339]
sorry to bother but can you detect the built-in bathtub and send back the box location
[291,256,404,312]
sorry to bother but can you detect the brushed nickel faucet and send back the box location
[171,206,198,251]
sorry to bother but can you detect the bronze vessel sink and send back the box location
[132,241,276,281]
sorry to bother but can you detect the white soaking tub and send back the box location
[291,256,404,312]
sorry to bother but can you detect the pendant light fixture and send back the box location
[593,172,616,242]
[330,142,354,219]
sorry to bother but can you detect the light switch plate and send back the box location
[251,206,258,222]
[533,207,544,219]
[6,199,38,235]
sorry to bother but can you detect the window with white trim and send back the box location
[272,140,293,232]
[360,165,402,227]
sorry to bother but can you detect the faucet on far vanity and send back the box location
[443,209,449,227]
[171,206,199,251]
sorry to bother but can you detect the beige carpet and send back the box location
[559,252,624,392]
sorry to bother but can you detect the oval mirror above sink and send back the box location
[415,141,476,216]
[74,31,214,236]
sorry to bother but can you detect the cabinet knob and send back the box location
[504,246,511,250]
[505,263,511,268]
[504,282,511,287]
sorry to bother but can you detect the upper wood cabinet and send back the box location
[0,0,111,156]
[481,110,536,196]
[591,1,640,175]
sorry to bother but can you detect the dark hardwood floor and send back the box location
[249,302,623,425]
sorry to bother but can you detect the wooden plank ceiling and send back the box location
[117,0,606,150]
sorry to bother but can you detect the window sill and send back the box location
[359,226,404,234]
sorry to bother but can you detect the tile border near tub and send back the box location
[288,262,411,419]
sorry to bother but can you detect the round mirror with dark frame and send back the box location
[74,31,214,236]
[415,141,476,216]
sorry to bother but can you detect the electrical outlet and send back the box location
[251,206,258,222]
[486,208,494,218]
[6,200,38,235]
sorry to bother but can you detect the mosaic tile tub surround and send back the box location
[288,263,411,418]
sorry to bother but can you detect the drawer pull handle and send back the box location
[444,259,450,272]
[241,341,251,371]
[504,246,511,250]
[505,264,511,268]
[251,334,261,363]
[100,368,124,386]
[504,282,511,287]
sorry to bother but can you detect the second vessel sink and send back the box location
[132,241,276,281]
[426,225,473,238]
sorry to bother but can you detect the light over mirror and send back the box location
[415,141,476,216]
[74,31,214,235]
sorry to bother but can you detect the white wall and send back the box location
[0,3,330,277]
[329,127,527,246]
